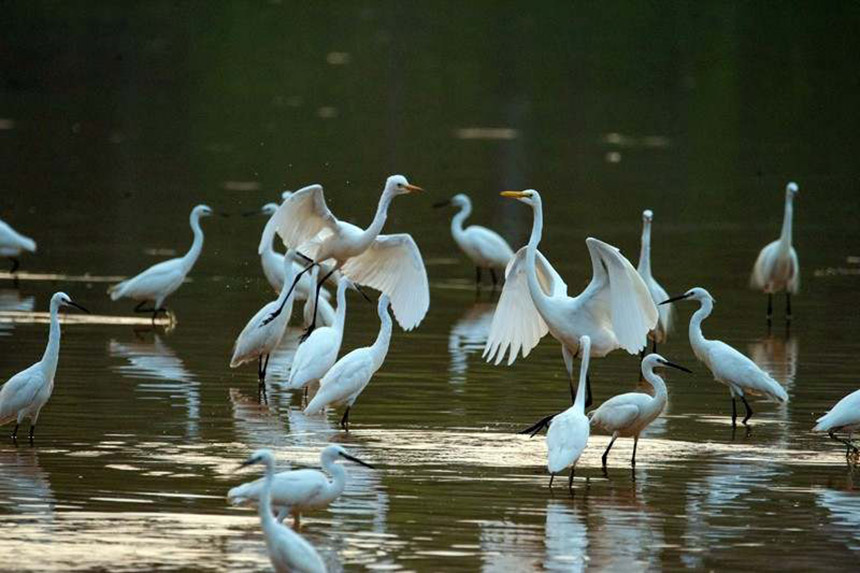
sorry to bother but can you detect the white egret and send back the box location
[231,250,300,395]
[484,190,658,405]
[813,389,860,457]
[589,353,691,470]
[229,444,374,526]
[108,204,213,319]
[522,335,593,491]
[237,449,327,573]
[301,265,336,329]
[750,182,800,324]
[433,193,514,288]
[0,292,88,442]
[0,217,36,273]
[288,277,352,393]
[304,295,392,430]
[262,175,429,334]
[661,287,789,426]
[637,209,672,351]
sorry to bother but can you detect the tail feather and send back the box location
[107,280,129,300]
[19,236,36,253]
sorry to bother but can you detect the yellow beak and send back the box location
[500,190,527,198]
[404,184,425,193]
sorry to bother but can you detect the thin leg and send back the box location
[651,339,657,353]
[766,293,773,324]
[340,406,351,431]
[475,267,482,287]
[261,354,270,381]
[9,257,20,273]
[631,435,639,468]
[602,433,619,470]
[262,262,316,326]
[585,374,593,409]
[740,395,754,425]
[549,473,555,488]
[568,466,575,492]
[786,293,792,322]
[134,301,155,313]
[490,268,498,289]
[828,431,859,456]
[303,267,336,340]
[28,425,35,443]
[731,397,737,428]
[11,423,19,441]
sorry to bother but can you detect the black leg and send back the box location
[475,267,482,287]
[786,293,792,322]
[9,257,20,273]
[490,268,498,288]
[134,301,155,313]
[520,413,557,437]
[302,267,337,341]
[602,434,618,471]
[11,423,19,441]
[585,374,593,409]
[651,339,657,353]
[568,466,575,492]
[262,262,315,326]
[766,294,773,324]
[340,407,351,431]
[261,354,270,381]
[631,436,639,468]
[731,397,737,428]
[740,395,754,426]
[28,425,35,443]
[549,473,554,488]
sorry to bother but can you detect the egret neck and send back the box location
[450,197,472,246]
[688,296,713,362]
[643,359,669,406]
[357,187,396,252]
[332,279,349,337]
[181,209,206,272]
[638,217,652,277]
[257,454,278,531]
[370,300,393,371]
[524,193,555,319]
[41,295,63,378]
[573,336,592,414]
[778,191,794,253]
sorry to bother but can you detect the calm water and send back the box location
[3,3,860,571]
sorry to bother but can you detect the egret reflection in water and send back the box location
[0,288,34,337]
[0,448,55,516]
[447,302,495,385]
[543,500,588,572]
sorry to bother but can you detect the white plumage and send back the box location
[0,217,37,272]
[304,295,392,430]
[108,204,212,315]
[637,209,673,346]
[0,292,87,442]
[813,389,860,456]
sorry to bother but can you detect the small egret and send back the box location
[589,353,691,470]
[108,204,213,318]
[750,182,800,324]
[301,265,336,330]
[304,295,392,430]
[0,292,88,442]
[263,175,429,334]
[237,449,327,573]
[813,389,860,457]
[231,250,300,395]
[229,444,374,526]
[637,209,672,351]
[288,277,352,393]
[484,190,658,405]
[433,193,514,288]
[521,335,593,491]
[0,217,37,273]
[661,287,789,426]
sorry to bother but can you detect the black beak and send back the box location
[339,452,375,469]
[296,252,314,264]
[658,359,692,373]
[67,301,90,314]
[354,284,372,304]
[432,200,452,209]
[659,293,692,305]
[238,458,256,469]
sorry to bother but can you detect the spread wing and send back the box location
[341,233,429,331]
[483,247,567,365]
[271,184,339,252]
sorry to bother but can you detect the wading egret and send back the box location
[229,444,374,526]
[231,250,300,395]
[750,182,800,324]
[661,287,789,426]
[263,175,429,334]
[108,204,213,318]
[813,389,860,457]
[304,295,392,430]
[0,217,36,273]
[589,353,691,470]
[484,190,658,405]
[237,449,327,573]
[637,209,672,351]
[433,193,514,287]
[288,277,352,393]
[0,292,88,442]
[301,265,336,329]
[521,335,593,491]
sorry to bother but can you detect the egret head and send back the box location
[500,189,540,206]
[260,203,279,216]
[786,182,799,198]
[281,190,293,201]
[642,209,654,222]
[386,174,424,196]
[192,204,214,219]
[641,353,692,375]
[660,287,715,306]
[321,444,375,468]
[52,291,89,313]
[238,448,275,469]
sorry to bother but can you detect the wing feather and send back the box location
[272,184,339,251]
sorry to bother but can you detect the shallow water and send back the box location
[3,3,860,571]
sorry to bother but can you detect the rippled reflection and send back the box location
[748,335,798,389]
[0,448,54,516]
[0,288,33,337]
[543,500,587,571]
[448,303,495,386]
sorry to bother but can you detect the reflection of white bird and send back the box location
[288,278,351,392]
[813,389,860,456]
[229,444,373,526]
[108,204,213,318]
[434,193,514,287]
[231,250,300,392]
[637,209,672,350]
[590,353,690,469]
[750,182,800,324]
[304,295,392,430]
[447,303,495,384]
[264,175,429,334]
[0,292,88,442]
[662,287,789,426]
[237,449,326,573]
[0,217,36,273]
[0,289,35,338]
[484,190,657,404]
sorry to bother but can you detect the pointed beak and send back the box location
[432,200,451,209]
[404,184,424,193]
[659,359,692,373]
[354,284,373,304]
[67,301,90,314]
[500,190,527,198]
[237,458,255,470]
[339,452,375,469]
[659,293,692,305]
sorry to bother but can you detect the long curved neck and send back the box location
[370,307,393,370]
[574,345,591,415]
[359,189,395,247]
[333,282,348,336]
[258,458,276,529]
[525,197,553,315]
[451,201,471,242]
[41,300,62,375]
[182,213,204,271]
[779,194,794,248]
[638,220,652,276]
[644,369,668,404]
[689,299,712,354]
[323,458,348,499]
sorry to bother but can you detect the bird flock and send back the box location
[2,177,856,571]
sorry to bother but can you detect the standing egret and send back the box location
[484,190,658,405]
[304,295,392,430]
[590,353,691,470]
[433,193,514,288]
[522,335,593,491]
[231,250,300,396]
[262,175,429,335]
[229,444,374,526]
[0,217,36,273]
[288,277,352,393]
[661,287,789,426]
[637,209,672,351]
[0,292,88,442]
[108,204,213,319]
[237,449,327,573]
[750,182,800,324]
[813,389,860,457]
